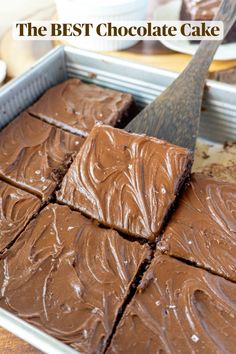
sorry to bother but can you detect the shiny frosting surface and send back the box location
[108,253,236,354]
[158,173,236,282]
[29,79,133,137]
[0,180,41,255]
[57,125,191,240]
[182,0,221,20]
[0,203,149,353]
[0,112,84,200]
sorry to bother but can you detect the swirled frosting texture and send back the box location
[0,180,41,255]
[158,173,236,282]
[57,125,191,240]
[107,253,236,354]
[0,113,84,201]
[28,79,133,137]
[0,204,149,353]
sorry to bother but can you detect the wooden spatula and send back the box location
[125,0,236,151]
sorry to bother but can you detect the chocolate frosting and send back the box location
[0,180,41,255]
[28,79,133,137]
[0,204,149,353]
[0,112,84,201]
[108,253,236,354]
[158,173,236,282]
[57,125,192,241]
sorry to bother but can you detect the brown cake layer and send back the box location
[180,0,236,43]
[0,204,150,353]
[107,253,236,354]
[28,79,134,137]
[57,125,192,241]
[158,173,236,282]
[0,112,84,201]
[0,180,41,255]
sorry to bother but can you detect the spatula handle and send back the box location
[125,0,236,150]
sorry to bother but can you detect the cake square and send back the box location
[107,253,236,354]
[158,173,236,282]
[0,203,150,353]
[0,112,84,201]
[28,79,134,137]
[0,180,41,255]
[57,125,192,241]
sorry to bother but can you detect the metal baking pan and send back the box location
[1,45,236,141]
[0,45,236,353]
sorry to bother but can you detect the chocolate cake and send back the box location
[180,0,236,43]
[0,112,84,201]
[28,79,134,137]
[57,125,192,241]
[158,173,236,282]
[107,253,236,354]
[2,77,236,352]
[0,204,150,353]
[0,180,41,255]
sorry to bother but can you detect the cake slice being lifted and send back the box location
[57,124,192,241]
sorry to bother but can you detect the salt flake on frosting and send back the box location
[191,334,199,343]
